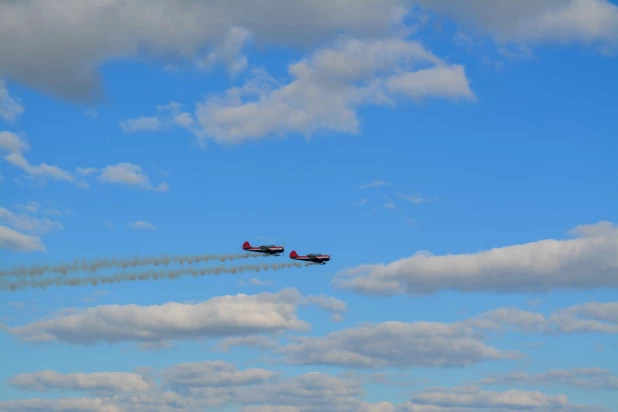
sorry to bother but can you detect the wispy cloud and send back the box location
[83,109,98,119]
[396,192,429,204]
[359,180,390,189]
[129,221,156,230]
[98,163,168,192]
[0,80,24,123]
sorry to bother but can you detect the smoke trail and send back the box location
[1,262,312,292]
[0,252,266,278]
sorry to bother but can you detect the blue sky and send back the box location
[1,1,617,411]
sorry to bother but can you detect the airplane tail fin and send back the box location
[242,241,251,249]
[289,250,298,258]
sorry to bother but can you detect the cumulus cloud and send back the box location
[549,301,618,333]
[13,201,67,217]
[400,385,609,411]
[0,79,24,122]
[414,0,618,52]
[3,1,616,102]
[0,207,63,235]
[214,335,279,352]
[8,370,156,393]
[129,221,157,230]
[5,288,335,346]
[119,116,161,133]
[0,225,45,252]
[2,363,376,412]
[120,102,196,134]
[277,300,618,370]
[77,167,98,176]
[98,163,168,192]
[0,397,121,412]
[0,0,409,102]
[0,131,73,183]
[0,204,63,252]
[162,361,277,390]
[461,301,618,335]
[333,221,618,296]
[192,37,474,144]
[280,320,521,369]
[3,364,607,412]
[1,131,161,191]
[481,368,618,391]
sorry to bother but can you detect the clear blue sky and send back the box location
[1,1,617,411]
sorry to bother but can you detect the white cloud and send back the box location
[0,79,24,122]
[0,0,410,102]
[98,163,168,192]
[238,277,274,286]
[467,302,618,335]
[333,221,618,296]
[396,193,429,204]
[360,180,390,189]
[130,221,156,230]
[6,288,336,346]
[0,225,45,252]
[8,370,156,393]
[77,167,98,176]
[196,27,252,75]
[400,385,609,411]
[276,301,618,370]
[549,301,618,333]
[162,361,277,390]
[14,200,40,214]
[4,364,607,412]
[192,37,474,144]
[214,335,279,352]
[0,131,73,183]
[120,116,162,133]
[0,207,63,235]
[120,102,197,135]
[481,368,618,391]
[13,200,70,217]
[3,0,616,103]
[0,366,394,412]
[415,0,618,51]
[385,65,476,100]
[1,131,167,191]
[83,109,98,118]
[280,320,521,369]
[0,397,120,412]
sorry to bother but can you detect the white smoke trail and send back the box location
[0,252,266,278]
[1,262,312,292]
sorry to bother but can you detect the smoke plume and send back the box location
[0,252,265,278]
[1,262,309,292]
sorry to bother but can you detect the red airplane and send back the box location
[242,241,284,256]
[289,250,330,264]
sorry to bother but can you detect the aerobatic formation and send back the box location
[0,241,330,292]
[242,241,331,264]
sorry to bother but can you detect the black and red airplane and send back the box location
[289,250,330,264]
[242,241,285,256]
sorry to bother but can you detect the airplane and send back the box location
[242,241,285,256]
[289,250,330,265]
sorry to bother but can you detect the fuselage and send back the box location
[289,251,330,264]
[243,242,284,255]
